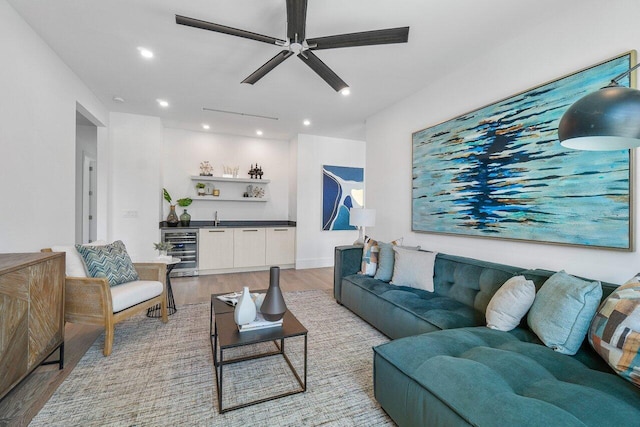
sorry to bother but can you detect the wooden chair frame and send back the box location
[43,249,168,356]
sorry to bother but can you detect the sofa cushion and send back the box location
[486,275,536,331]
[589,278,640,387]
[110,280,163,313]
[76,240,139,287]
[374,327,640,426]
[344,274,483,330]
[391,247,437,292]
[433,253,523,315]
[528,271,602,355]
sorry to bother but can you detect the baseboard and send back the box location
[295,257,334,269]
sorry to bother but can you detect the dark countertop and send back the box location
[159,220,296,230]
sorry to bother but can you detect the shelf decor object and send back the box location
[322,165,364,231]
[234,286,257,326]
[411,51,633,250]
[261,266,287,321]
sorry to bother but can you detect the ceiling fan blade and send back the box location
[175,15,285,45]
[286,0,307,42]
[242,50,294,85]
[298,51,348,92]
[307,26,409,50]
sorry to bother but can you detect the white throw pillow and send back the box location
[486,275,536,331]
[51,240,107,277]
[390,247,437,292]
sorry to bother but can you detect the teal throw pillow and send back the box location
[76,240,139,287]
[527,271,602,355]
[374,240,401,282]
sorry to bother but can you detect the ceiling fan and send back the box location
[176,0,409,92]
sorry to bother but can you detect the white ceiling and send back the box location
[8,0,552,141]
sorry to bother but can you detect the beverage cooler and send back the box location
[161,229,198,277]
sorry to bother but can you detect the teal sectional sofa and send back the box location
[334,245,640,426]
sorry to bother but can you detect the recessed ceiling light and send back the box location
[112,96,125,103]
[256,130,263,136]
[157,99,169,108]
[202,124,210,130]
[303,119,311,126]
[340,88,351,96]
[137,47,154,59]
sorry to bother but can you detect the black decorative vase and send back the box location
[166,205,179,227]
[261,266,287,321]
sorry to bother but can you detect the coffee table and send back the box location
[210,292,308,413]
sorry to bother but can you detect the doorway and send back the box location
[76,111,98,244]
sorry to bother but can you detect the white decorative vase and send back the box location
[234,286,257,326]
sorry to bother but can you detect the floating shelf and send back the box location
[192,196,269,202]
[191,176,270,184]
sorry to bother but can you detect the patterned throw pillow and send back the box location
[75,240,139,287]
[589,277,640,387]
[360,236,379,276]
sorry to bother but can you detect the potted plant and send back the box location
[177,197,193,226]
[196,182,206,196]
[163,188,179,227]
[153,241,173,258]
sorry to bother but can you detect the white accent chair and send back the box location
[43,244,168,356]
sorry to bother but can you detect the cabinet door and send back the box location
[199,228,234,270]
[233,228,266,268]
[0,269,29,398]
[28,258,64,368]
[266,227,296,265]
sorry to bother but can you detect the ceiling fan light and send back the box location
[558,85,640,150]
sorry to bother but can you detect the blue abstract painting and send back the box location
[322,165,364,231]
[412,52,633,250]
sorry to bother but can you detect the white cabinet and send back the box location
[199,228,234,270]
[266,227,296,265]
[233,228,266,268]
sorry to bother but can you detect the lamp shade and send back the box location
[349,208,376,227]
[558,85,640,150]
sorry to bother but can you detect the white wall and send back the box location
[162,128,291,222]
[0,1,107,252]
[295,134,366,268]
[365,1,640,284]
[108,113,163,260]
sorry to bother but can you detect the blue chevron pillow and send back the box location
[76,240,139,287]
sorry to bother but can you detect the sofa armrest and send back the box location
[334,245,363,303]
[65,276,112,324]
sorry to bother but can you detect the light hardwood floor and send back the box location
[0,267,334,427]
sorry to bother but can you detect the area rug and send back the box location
[30,290,393,426]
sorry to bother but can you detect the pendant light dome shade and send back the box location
[558,85,640,150]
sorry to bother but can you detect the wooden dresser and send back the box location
[0,252,65,400]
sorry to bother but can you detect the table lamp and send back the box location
[349,208,376,245]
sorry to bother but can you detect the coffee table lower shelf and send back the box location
[210,294,308,413]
